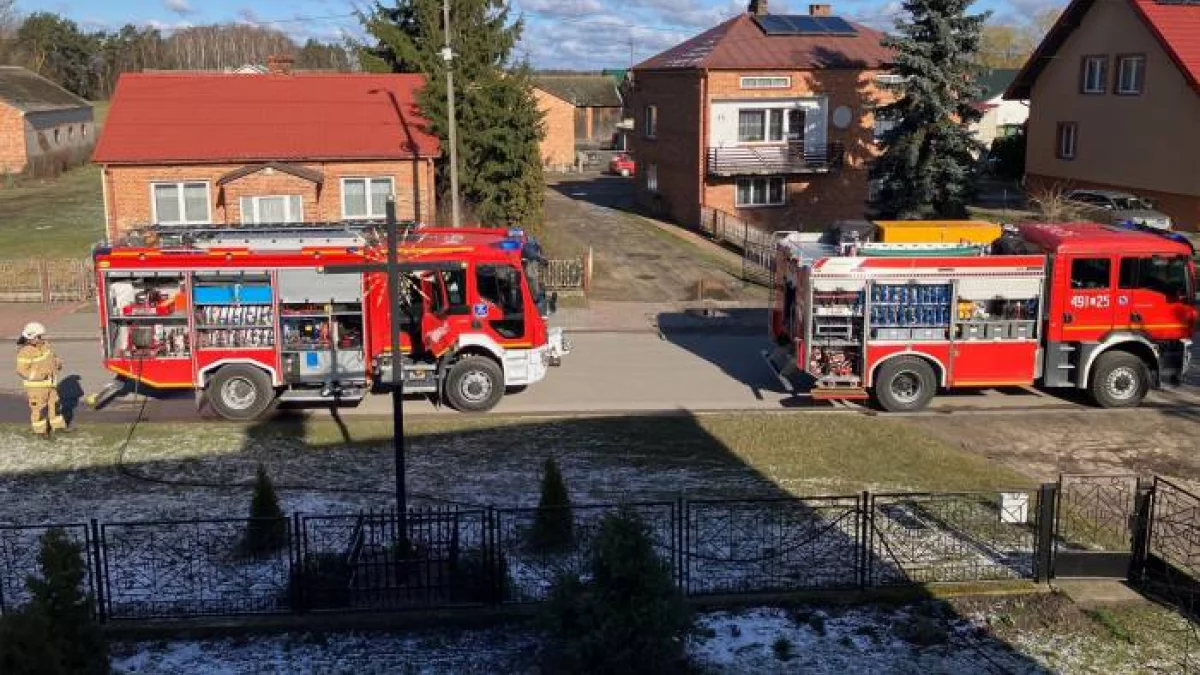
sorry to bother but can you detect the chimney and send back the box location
[809,4,832,16]
[266,54,294,75]
[749,0,769,16]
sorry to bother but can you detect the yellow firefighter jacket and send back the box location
[16,342,61,389]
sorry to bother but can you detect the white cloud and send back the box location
[164,0,193,16]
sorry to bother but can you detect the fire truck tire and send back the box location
[1089,351,1149,409]
[873,357,936,412]
[445,355,505,413]
[208,365,275,421]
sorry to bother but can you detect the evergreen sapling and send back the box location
[244,464,288,557]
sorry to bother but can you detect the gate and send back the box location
[1054,474,1149,578]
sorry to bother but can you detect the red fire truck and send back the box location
[93,224,570,420]
[768,222,1196,411]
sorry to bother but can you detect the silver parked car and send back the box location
[1065,189,1174,231]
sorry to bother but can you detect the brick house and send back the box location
[533,75,624,170]
[627,1,894,231]
[0,66,95,174]
[1006,0,1200,230]
[93,61,439,240]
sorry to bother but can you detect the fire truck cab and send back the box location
[769,222,1196,411]
[93,224,570,420]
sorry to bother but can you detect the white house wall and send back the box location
[709,98,828,153]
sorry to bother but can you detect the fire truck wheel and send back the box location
[208,365,275,421]
[1089,351,1149,409]
[446,355,505,413]
[873,357,936,413]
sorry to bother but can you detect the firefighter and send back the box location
[15,322,67,437]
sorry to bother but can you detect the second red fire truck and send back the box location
[93,223,569,420]
[769,222,1196,411]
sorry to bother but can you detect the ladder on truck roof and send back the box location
[113,220,425,250]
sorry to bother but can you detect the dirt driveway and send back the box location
[543,173,760,303]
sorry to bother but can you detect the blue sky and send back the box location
[15,0,1064,69]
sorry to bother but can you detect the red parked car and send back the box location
[609,154,636,177]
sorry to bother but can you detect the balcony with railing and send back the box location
[706,141,844,177]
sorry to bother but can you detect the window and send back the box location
[738,109,785,143]
[874,73,905,86]
[1080,56,1107,94]
[240,195,303,224]
[873,109,898,142]
[1116,55,1145,95]
[646,163,658,192]
[736,177,785,207]
[643,105,658,138]
[152,182,210,225]
[1070,258,1111,290]
[476,264,525,338]
[1120,256,1190,299]
[787,109,806,143]
[997,124,1022,138]
[53,128,60,144]
[341,177,394,219]
[81,126,88,138]
[1056,122,1077,160]
[441,269,468,311]
[67,126,74,140]
[740,76,791,90]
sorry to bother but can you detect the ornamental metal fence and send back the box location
[1,481,1197,623]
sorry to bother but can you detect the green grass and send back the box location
[0,164,105,258]
[91,100,110,127]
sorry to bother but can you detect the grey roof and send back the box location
[0,67,91,113]
[533,75,622,107]
[976,68,1021,102]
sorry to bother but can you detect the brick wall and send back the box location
[102,159,437,239]
[704,69,893,231]
[535,89,576,170]
[628,70,704,226]
[0,102,27,173]
[1027,173,1200,232]
[629,67,894,231]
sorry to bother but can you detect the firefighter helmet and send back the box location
[21,322,46,340]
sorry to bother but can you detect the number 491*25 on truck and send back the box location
[93,224,570,420]
[769,222,1196,411]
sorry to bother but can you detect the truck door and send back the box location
[1116,254,1196,341]
[473,263,529,345]
[1053,255,1116,344]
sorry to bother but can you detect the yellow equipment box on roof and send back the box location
[873,220,1002,246]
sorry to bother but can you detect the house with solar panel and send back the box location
[627,1,895,232]
[0,66,95,175]
[93,57,440,240]
[1006,0,1200,231]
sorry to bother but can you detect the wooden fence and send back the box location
[0,255,591,303]
[0,259,95,303]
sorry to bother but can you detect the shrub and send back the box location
[529,456,574,553]
[290,553,353,611]
[987,132,1026,180]
[0,528,109,675]
[449,546,505,604]
[542,508,693,674]
[243,465,288,558]
[772,636,794,662]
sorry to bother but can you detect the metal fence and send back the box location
[697,207,777,285]
[0,258,95,302]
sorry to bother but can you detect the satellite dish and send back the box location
[832,106,853,129]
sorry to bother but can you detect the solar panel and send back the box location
[752,14,859,36]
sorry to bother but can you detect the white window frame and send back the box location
[1116,55,1145,95]
[874,73,905,86]
[150,181,211,225]
[1081,56,1107,94]
[738,108,787,144]
[735,176,786,208]
[240,194,304,224]
[740,76,791,90]
[1057,122,1077,160]
[646,163,659,192]
[644,105,658,138]
[341,177,395,220]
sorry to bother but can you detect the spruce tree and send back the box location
[244,464,288,557]
[22,528,109,675]
[530,455,573,552]
[869,0,988,219]
[360,0,545,232]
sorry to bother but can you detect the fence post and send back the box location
[1035,482,1058,583]
[859,491,870,589]
[38,260,50,303]
[488,507,503,605]
[584,247,593,294]
[89,519,106,623]
[1129,479,1155,583]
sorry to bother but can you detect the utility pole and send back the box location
[442,0,462,228]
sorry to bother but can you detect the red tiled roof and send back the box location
[1133,0,1200,91]
[635,13,893,71]
[94,73,440,164]
[1007,0,1200,99]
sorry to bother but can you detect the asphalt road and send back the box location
[4,330,1199,425]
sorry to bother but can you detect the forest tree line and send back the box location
[0,1,355,100]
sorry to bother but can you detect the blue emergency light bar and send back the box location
[1112,220,1195,252]
[495,239,523,251]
